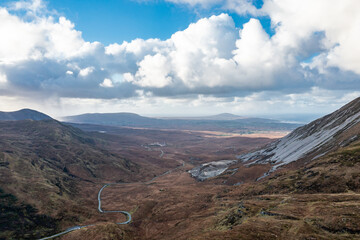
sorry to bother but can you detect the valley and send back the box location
[1,98,360,239]
[0,117,274,239]
[58,127,360,240]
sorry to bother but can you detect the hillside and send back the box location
[248,138,360,195]
[0,109,52,121]
[0,120,137,239]
[203,139,360,240]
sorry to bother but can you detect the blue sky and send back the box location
[0,0,359,119]
[3,0,271,44]
[48,0,198,44]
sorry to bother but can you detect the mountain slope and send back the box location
[0,109,52,121]
[0,120,138,238]
[250,139,360,194]
[0,120,137,191]
[210,139,360,239]
[238,97,360,171]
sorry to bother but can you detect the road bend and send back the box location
[38,161,184,239]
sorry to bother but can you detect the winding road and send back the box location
[38,161,185,240]
[97,183,132,224]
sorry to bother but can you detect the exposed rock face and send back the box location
[238,97,360,171]
[189,160,237,181]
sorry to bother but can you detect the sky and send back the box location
[0,0,359,121]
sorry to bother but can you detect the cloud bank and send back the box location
[0,0,359,118]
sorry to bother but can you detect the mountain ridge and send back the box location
[64,112,300,133]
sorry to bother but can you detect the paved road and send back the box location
[141,143,165,158]
[38,161,185,239]
[97,183,132,224]
[159,149,164,158]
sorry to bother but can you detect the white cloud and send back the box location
[10,0,46,15]
[0,73,7,84]
[99,78,114,88]
[0,0,359,118]
[262,0,360,75]
[165,0,360,77]
[105,38,166,56]
[165,0,222,7]
[78,67,94,77]
[0,7,100,63]
[223,0,262,16]
[165,0,261,15]
[132,53,172,88]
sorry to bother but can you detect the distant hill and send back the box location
[0,109,52,121]
[161,113,247,121]
[205,113,247,120]
[65,112,158,126]
[65,112,300,133]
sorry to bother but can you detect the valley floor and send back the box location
[59,169,360,240]
[2,123,360,240]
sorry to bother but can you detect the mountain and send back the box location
[238,97,360,173]
[64,112,156,126]
[0,109,52,121]
[0,119,137,239]
[205,113,246,120]
[0,119,137,188]
[65,112,300,133]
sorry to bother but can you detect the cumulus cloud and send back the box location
[0,8,100,63]
[131,54,172,88]
[100,78,114,88]
[0,0,359,117]
[79,67,95,77]
[122,14,306,91]
[262,0,360,75]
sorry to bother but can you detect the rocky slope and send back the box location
[188,160,237,181]
[238,97,360,172]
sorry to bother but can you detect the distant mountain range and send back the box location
[160,113,247,121]
[0,109,52,121]
[64,112,300,133]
